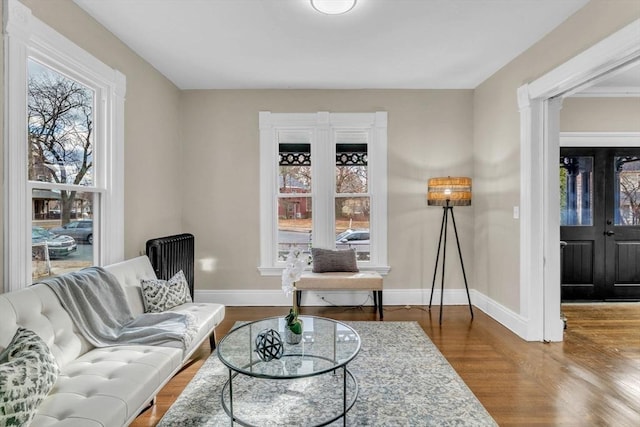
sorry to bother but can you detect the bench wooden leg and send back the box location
[296,289,302,309]
[209,330,217,352]
[373,291,378,311]
[376,290,383,319]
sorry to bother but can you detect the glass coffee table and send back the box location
[217,316,360,426]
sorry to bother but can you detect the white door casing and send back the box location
[518,19,640,341]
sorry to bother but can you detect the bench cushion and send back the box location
[296,272,383,290]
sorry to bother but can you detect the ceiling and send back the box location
[73,0,593,90]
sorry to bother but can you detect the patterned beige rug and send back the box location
[159,321,497,426]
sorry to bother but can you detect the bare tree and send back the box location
[279,166,311,193]
[336,165,367,193]
[619,172,640,225]
[28,66,93,225]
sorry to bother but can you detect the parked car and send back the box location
[336,229,370,247]
[51,220,93,244]
[32,226,77,258]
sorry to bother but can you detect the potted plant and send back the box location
[284,307,302,340]
[281,248,309,344]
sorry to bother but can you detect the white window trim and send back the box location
[3,0,125,291]
[258,111,389,276]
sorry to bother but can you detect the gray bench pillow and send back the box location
[312,248,359,273]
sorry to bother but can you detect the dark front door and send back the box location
[560,148,640,301]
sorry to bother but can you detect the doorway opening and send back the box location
[518,19,640,341]
[560,148,640,301]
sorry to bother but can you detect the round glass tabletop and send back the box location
[217,315,361,379]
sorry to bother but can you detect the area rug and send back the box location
[158,321,497,426]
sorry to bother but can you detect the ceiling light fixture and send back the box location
[310,0,357,15]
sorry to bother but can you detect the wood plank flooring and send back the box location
[131,303,640,426]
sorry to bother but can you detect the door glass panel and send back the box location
[614,156,640,225]
[560,156,593,226]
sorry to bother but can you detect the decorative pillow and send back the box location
[311,248,359,273]
[140,270,192,313]
[0,327,59,427]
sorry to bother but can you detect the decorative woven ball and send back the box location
[254,329,284,362]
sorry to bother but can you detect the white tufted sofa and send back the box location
[0,256,225,427]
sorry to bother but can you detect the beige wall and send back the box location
[1,0,183,285]
[0,1,4,287]
[561,97,640,132]
[180,90,474,291]
[473,0,640,312]
[3,0,638,310]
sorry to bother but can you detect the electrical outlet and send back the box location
[513,206,520,219]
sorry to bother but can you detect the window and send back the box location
[4,0,125,290]
[259,112,389,275]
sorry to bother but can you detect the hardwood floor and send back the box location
[131,303,640,426]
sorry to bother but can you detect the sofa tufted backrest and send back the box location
[0,285,93,370]
[103,255,157,316]
[0,256,158,370]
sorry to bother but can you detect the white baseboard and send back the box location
[195,288,475,307]
[471,290,528,339]
[194,288,529,340]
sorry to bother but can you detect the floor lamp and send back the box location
[427,176,474,324]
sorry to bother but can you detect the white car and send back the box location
[336,229,370,248]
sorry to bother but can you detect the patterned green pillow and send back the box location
[140,270,193,313]
[0,327,59,427]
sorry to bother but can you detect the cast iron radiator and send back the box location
[145,233,195,299]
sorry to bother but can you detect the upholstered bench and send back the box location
[295,271,384,319]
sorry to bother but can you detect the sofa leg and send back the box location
[140,397,156,414]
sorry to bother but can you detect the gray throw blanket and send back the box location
[40,267,197,351]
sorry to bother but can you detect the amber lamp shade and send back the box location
[427,177,472,206]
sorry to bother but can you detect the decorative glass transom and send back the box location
[336,144,367,166]
[279,144,311,166]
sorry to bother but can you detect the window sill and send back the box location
[258,265,391,276]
